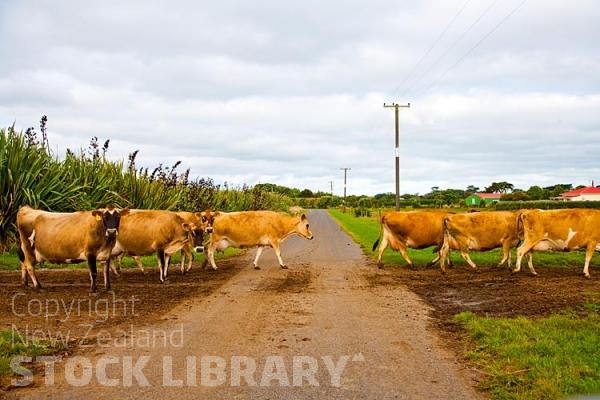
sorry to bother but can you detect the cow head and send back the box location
[182,222,205,253]
[296,214,314,240]
[93,206,129,239]
[197,210,217,234]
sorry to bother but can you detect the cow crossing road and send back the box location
[12,210,480,399]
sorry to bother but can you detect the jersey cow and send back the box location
[514,209,600,278]
[112,210,215,276]
[16,205,127,294]
[439,211,525,272]
[203,211,314,270]
[111,210,204,283]
[372,211,451,269]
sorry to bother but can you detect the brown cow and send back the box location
[17,205,127,294]
[372,210,451,269]
[514,209,600,278]
[439,211,528,272]
[111,209,204,282]
[203,211,314,270]
[112,210,215,276]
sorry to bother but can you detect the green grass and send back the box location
[455,311,600,399]
[0,329,63,377]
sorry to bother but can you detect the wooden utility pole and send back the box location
[383,102,410,210]
[329,181,334,196]
[340,167,351,210]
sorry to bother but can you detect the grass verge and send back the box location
[455,311,600,399]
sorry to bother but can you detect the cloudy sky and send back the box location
[1,0,599,196]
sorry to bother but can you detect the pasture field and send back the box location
[329,208,600,399]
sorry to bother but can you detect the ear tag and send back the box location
[96,215,102,222]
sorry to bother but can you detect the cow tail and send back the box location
[516,212,526,247]
[372,211,384,252]
[16,233,25,262]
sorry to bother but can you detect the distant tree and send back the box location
[298,189,314,198]
[484,181,514,193]
[465,185,479,194]
[526,185,547,200]
[501,191,530,201]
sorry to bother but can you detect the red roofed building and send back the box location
[559,182,600,201]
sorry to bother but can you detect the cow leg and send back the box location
[375,235,389,268]
[133,256,145,272]
[109,259,120,277]
[157,250,167,283]
[164,254,171,278]
[21,264,29,287]
[515,244,537,276]
[24,261,42,290]
[438,238,450,272]
[88,255,98,295]
[253,247,264,269]
[110,254,122,277]
[583,243,595,278]
[497,241,511,268]
[104,257,112,293]
[273,245,287,269]
[397,246,414,269]
[204,245,218,270]
[182,248,193,274]
[460,250,477,269]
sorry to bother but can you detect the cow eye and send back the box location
[202,217,207,222]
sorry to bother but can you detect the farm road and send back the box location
[15,209,480,399]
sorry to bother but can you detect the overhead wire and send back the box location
[394,0,472,97]
[399,0,500,99]
[410,0,529,98]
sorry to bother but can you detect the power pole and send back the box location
[329,180,334,196]
[340,167,351,210]
[383,102,410,210]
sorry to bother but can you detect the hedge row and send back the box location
[495,201,600,211]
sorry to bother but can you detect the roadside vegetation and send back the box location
[329,208,600,400]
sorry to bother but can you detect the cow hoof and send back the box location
[511,269,519,274]
[107,289,115,295]
[89,292,99,297]
[377,263,384,269]
[280,265,288,269]
[254,266,261,270]
[584,274,591,279]
[211,267,218,271]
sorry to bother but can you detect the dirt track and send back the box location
[2,209,481,399]
[4,210,598,398]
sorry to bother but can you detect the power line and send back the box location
[400,0,500,98]
[411,0,528,98]
[395,0,472,97]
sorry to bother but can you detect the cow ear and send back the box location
[120,208,130,216]
[213,211,221,218]
[300,214,307,221]
[182,223,191,232]
[92,210,103,222]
